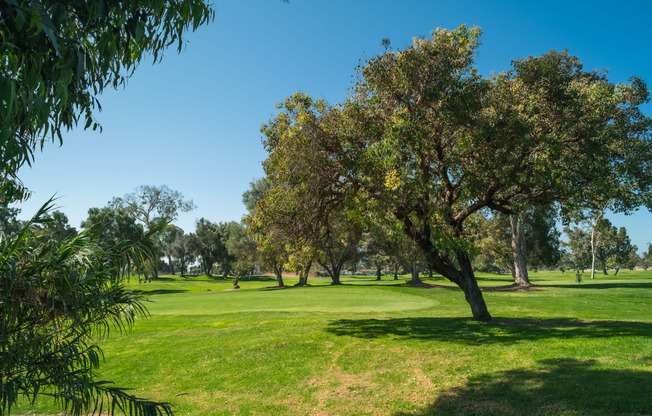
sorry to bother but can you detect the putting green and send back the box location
[146,286,438,315]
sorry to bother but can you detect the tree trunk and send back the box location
[409,264,421,284]
[295,260,312,286]
[510,213,530,286]
[602,265,608,275]
[232,274,241,289]
[330,270,341,285]
[428,268,433,279]
[167,255,175,275]
[321,259,343,285]
[274,264,284,287]
[397,211,492,320]
[455,252,492,321]
[376,266,382,281]
[590,211,603,280]
[393,263,398,280]
[614,267,620,276]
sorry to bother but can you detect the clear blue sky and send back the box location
[15,0,652,252]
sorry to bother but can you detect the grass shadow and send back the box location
[325,317,652,345]
[136,289,189,295]
[395,358,652,415]
[541,281,652,290]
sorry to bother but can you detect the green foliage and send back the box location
[188,219,238,278]
[0,1,214,201]
[472,207,561,273]
[82,206,145,248]
[260,25,652,319]
[224,223,258,288]
[565,219,638,275]
[0,200,171,415]
[111,185,196,230]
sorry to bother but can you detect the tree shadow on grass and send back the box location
[540,281,652,290]
[395,358,652,416]
[325,317,652,345]
[136,289,189,295]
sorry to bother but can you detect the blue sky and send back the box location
[16,0,652,252]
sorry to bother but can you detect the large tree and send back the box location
[261,26,652,320]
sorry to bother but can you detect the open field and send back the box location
[14,270,652,416]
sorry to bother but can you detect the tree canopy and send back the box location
[0,1,214,201]
[260,26,652,320]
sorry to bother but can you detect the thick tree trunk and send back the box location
[295,260,312,286]
[166,255,175,275]
[396,210,492,321]
[319,259,343,285]
[510,213,530,286]
[455,252,492,321]
[376,266,382,281]
[274,263,285,287]
[410,264,421,284]
[393,263,398,280]
[602,265,608,275]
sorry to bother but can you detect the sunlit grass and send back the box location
[15,270,652,415]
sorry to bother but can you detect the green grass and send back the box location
[14,271,652,415]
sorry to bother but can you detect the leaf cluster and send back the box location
[0,199,171,415]
[0,0,214,200]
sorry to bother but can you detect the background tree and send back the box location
[641,245,652,270]
[81,206,145,247]
[111,185,195,278]
[316,217,362,285]
[472,207,560,282]
[563,226,593,272]
[188,218,221,277]
[609,227,637,275]
[286,245,317,286]
[360,232,390,281]
[111,185,195,231]
[170,232,194,277]
[160,224,184,275]
[225,222,258,289]
[41,210,78,241]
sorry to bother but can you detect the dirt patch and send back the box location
[398,281,454,289]
[481,283,541,292]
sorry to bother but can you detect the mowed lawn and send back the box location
[15,271,652,416]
